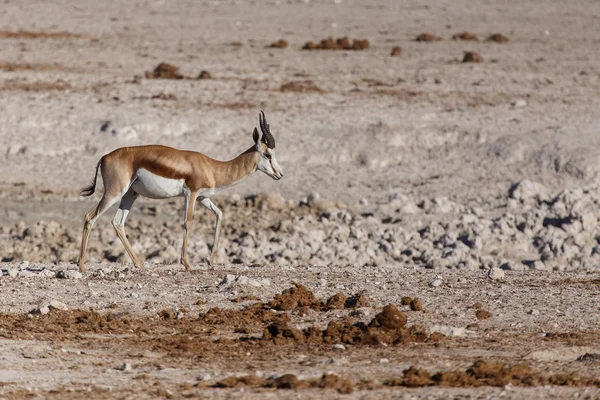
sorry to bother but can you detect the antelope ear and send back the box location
[252,127,259,144]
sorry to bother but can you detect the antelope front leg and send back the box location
[180,190,197,272]
[200,198,223,267]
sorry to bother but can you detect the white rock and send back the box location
[56,270,83,279]
[379,358,390,363]
[508,180,549,204]
[487,267,505,281]
[332,344,346,351]
[511,99,527,108]
[17,270,39,278]
[197,373,211,381]
[428,325,470,337]
[428,275,443,288]
[527,346,594,362]
[118,363,132,371]
[30,300,69,315]
[6,267,19,278]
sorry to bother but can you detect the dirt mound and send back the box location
[452,32,479,41]
[214,373,353,394]
[486,33,509,43]
[280,81,324,93]
[463,51,483,63]
[344,293,369,308]
[415,33,442,42]
[369,304,407,329]
[266,284,368,312]
[475,309,492,320]
[384,360,600,388]
[391,46,401,56]
[269,39,288,48]
[410,298,423,311]
[267,283,319,310]
[262,305,441,346]
[197,70,211,79]
[145,63,184,79]
[199,303,287,330]
[0,30,85,39]
[302,36,369,50]
[0,310,135,338]
[325,293,347,310]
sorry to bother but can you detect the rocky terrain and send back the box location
[1,0,600,398]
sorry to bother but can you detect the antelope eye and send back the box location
[265,153,272,160]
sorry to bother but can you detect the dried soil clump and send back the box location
[463,52,483,63]
[325,293,347,310]
[302,36,369,50]
[145,63,184,80]
[452,31,479,41]
[486,33,510,43]
[214,373,353,394]
[0,30,85,39]
[269,39,288,48]
[262,304,439,346]
[267,283,319,311]
[391,46,401,56]
[200,303,286,330]
[197,70,211,79]
[384,360,579,388]
[415,33,442,42]
[369,305,407,330]
[344,293,369,308]
[280,81,324,93]
[214,375,267,388]
[410,298,423,311]
[475,309,492,320]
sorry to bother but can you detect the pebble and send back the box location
[332,344,346,351]
[487,267,505,281]
[118,363,132,371]
[428,275,443,288]
[30,300,69,315]
[56,270,83,280]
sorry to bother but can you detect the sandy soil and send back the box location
[1,0,600,398]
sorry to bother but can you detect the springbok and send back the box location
[78,111,283,273]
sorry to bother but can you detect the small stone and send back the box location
[530,309,540,316]
[56,270,83,279]
[462,51,483,63]
[6,267,19,278]
[487,267,505,281]
[118,363,132,371]
[391,46,401,57]
[475,309,493,320]
[410,298,423,311]
[379,358,390,363]
[429,275,443,288]
[332,344,346,351]
[511,99,527,107]
[30,300,68,315]
[197,373,211,381]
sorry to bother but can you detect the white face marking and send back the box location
[131,169,185,199]
[256,147,283,180]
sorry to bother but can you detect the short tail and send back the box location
[80,158,102,197]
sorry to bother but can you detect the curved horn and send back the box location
[259,110,275,149]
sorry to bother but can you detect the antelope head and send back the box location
[253,111,283,180]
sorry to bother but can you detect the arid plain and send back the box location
[1,0,600,398]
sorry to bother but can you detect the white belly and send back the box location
[131,169,185,199]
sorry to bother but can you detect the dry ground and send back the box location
[1,0,600,398]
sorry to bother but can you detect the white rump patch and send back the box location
[132,169,185,199]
